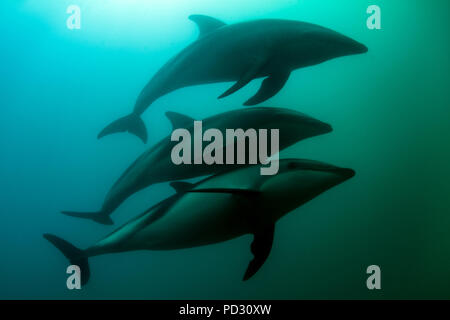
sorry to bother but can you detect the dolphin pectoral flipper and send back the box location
[170,181,195,193]
[244,71,290,106]
[61,210,114,225]
[218,60,264,99]
[189,15,227,38]
[243,224,275,281]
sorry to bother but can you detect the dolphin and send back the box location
[62,107,332,225]
[45,158,355,285]
[98,15,368,143]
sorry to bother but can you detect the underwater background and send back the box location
[1,0,450,299]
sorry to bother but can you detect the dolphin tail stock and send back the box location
[43,234,90,285]
[98,113,148,143]
[61,210,114,225]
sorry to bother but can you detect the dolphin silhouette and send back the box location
[98,15,367,143]
[45,159,355,285]
[63,107,332,225]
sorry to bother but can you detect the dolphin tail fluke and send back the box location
[61,210,114,225]
[43,233,90,285]
[98,113,147,143]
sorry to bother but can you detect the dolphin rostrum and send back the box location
[63,107,332,225]
[98,15,367,143]
[45,159,355,285]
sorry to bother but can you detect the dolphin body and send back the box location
[45,159,355,284]
[98,15,368,143]
[63,107,332,225]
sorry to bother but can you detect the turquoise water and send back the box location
[1,0,450,299]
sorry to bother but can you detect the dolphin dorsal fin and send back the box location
[170,181,195,193]
[189,15,226,38]
[188,188,261,196]
[165,111,194,130]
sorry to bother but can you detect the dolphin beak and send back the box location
[348,38,368,54]
[357,42,368,54]
[304,117,333,134]
[322,122,333,134]
[337,168,356,179]
[309,120,333,134]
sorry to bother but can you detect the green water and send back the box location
[1,0,449,299]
